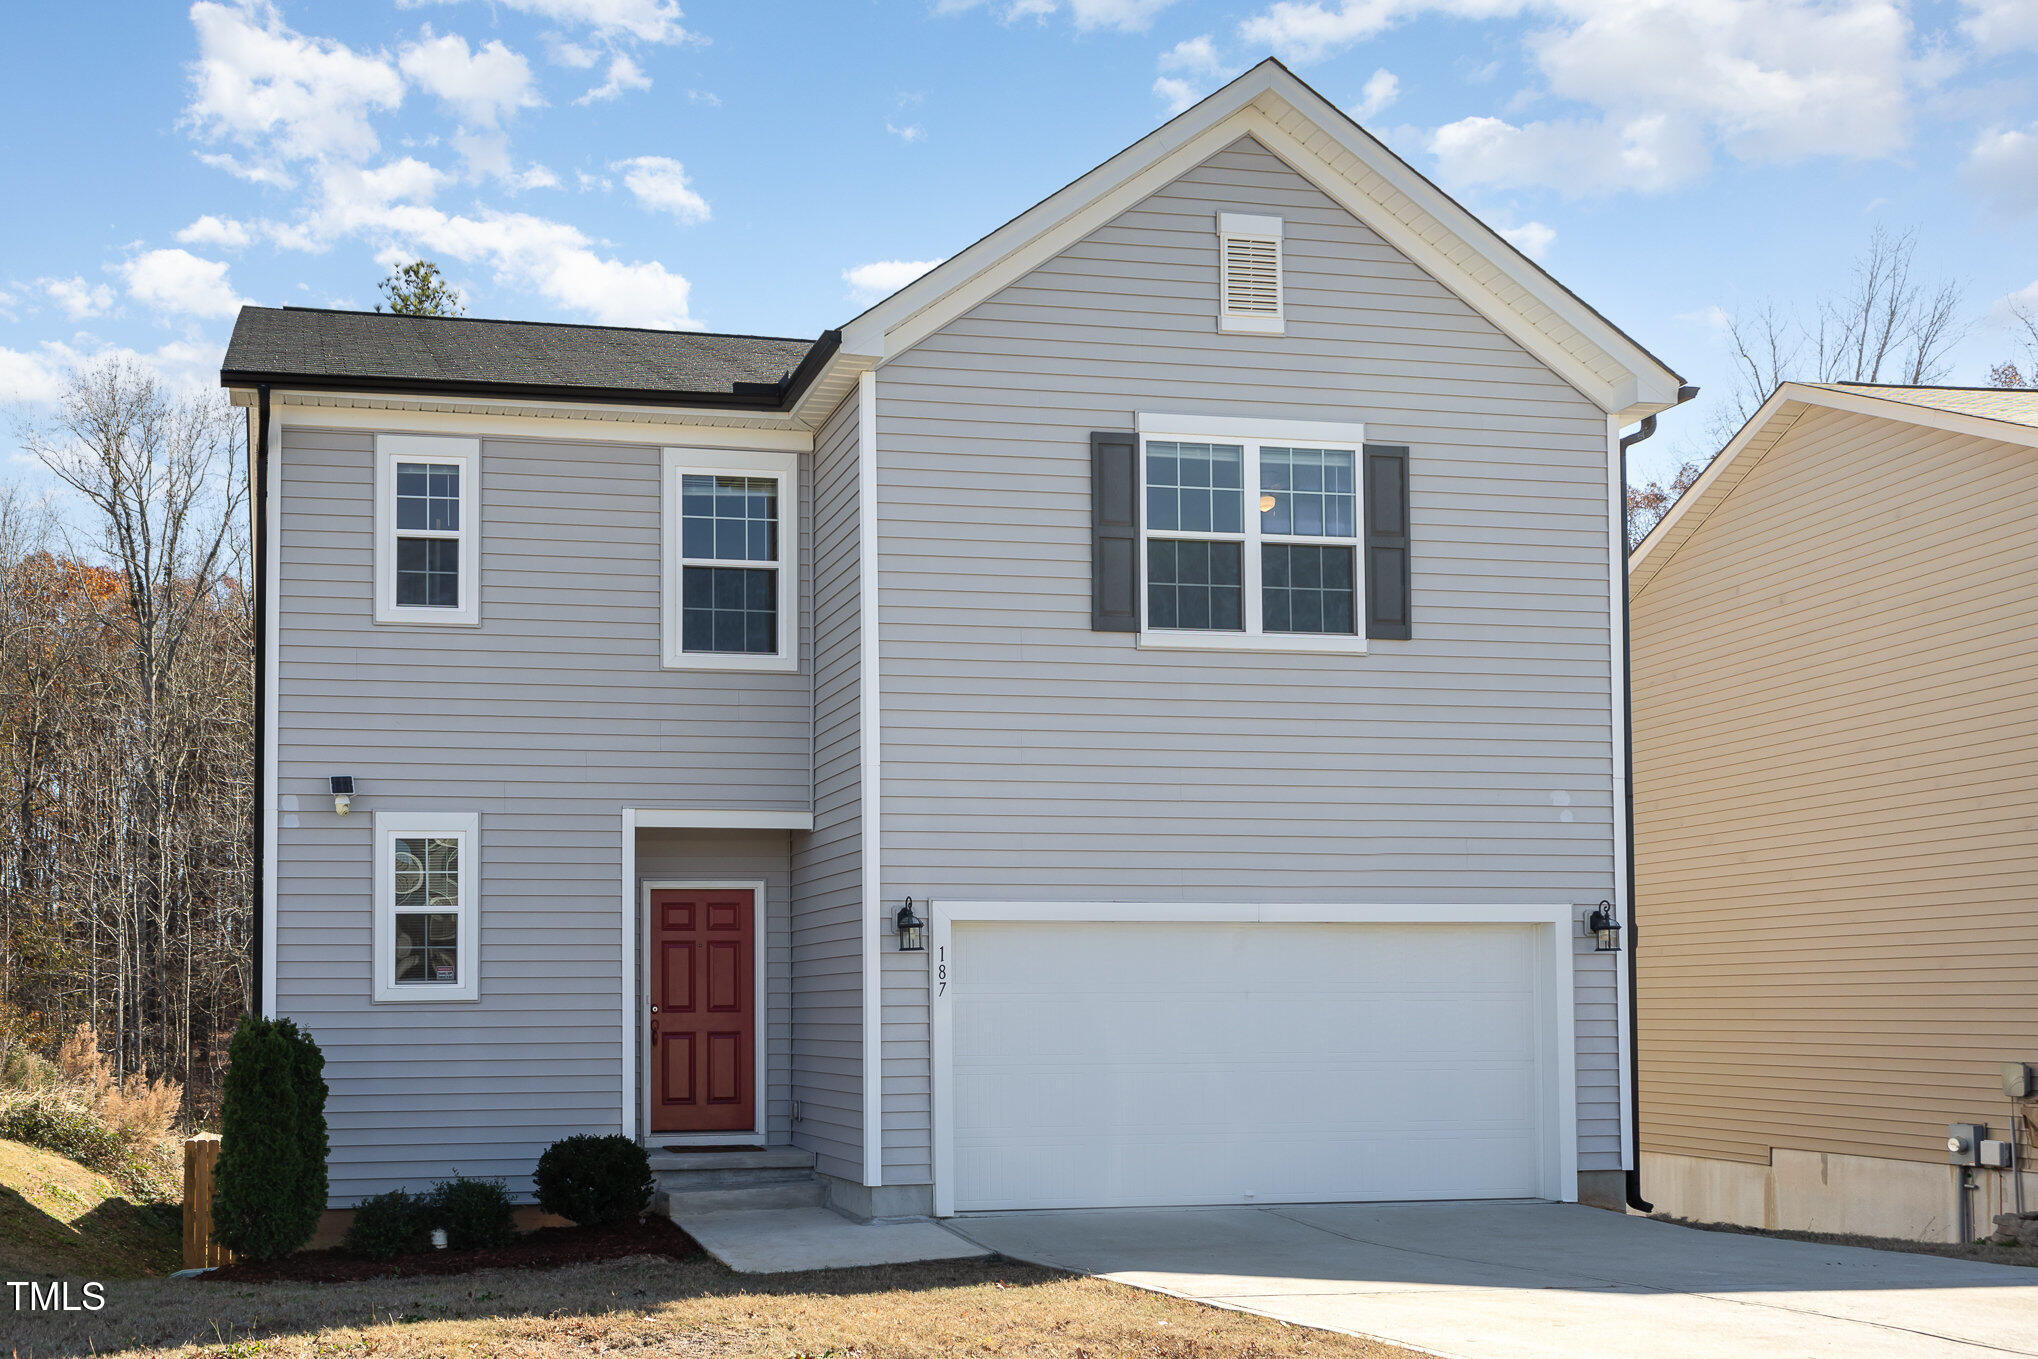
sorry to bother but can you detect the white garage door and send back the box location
[950,920,1549,1211]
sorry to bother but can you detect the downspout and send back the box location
[1618,385,1699,1214]
[250,383,271,1015]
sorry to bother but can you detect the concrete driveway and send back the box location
[951,1201,2038,1359]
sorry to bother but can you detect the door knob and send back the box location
[650,1005,660,1013]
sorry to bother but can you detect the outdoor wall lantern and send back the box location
[330,775,354,817]
[895,898,926,952]
[1586,901,1622,952]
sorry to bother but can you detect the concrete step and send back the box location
[665,1181,827,1214]
[648,1148,815,1173]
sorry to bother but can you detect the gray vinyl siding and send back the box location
[272,421,812,1205]
[635,829,792,1142]
[872,135,1624,1183]
[788,389,865,1182]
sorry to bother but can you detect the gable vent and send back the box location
[1217,213,1284,335]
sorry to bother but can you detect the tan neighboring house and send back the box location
[1629,381,2038,1243]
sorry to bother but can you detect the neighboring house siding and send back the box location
[1632,404,2038,1168]
[872,135,1624,1184]
[636,829,793,1142]
[789,390,865,1182]
[272,420,812,1203]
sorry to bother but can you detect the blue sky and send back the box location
[1,0,2034,485]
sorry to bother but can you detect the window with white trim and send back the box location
[375,435,480,625]
[1138,414,1366,654]
[1218,213,1284,335]
[373,812,479,1002]
[661,447,798,671]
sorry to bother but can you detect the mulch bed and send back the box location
[202,1215,702,1283]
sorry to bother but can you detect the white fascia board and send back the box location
[270,401,812,452]
[633,808,814,831]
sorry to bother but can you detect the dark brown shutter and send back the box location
[1091,430,1140,632]
[1364,444,1410,640]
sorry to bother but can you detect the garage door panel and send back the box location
[951,920,1548,1211]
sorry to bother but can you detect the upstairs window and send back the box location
[373,812,479,1003]
[662,448,798,672]
[1218,213,1284,335]
[1137,414,1367,654]
[375,435,480,626]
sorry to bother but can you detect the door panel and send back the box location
[650,888,755,1134]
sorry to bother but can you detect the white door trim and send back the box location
[640,878,770,1148]
[928,901,1579,1218]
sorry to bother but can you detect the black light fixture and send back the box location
[1586,901,1622,953]
[894,898,926,952]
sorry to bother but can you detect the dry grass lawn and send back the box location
[5,1252,1423,1359]
[0,1137,181,1279]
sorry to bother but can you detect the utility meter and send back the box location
[2006,1063,2034,1100]
[1948,1123,1985,1166]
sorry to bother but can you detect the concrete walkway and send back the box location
[951,1201,2038,1359]
[672,1204,990,1274]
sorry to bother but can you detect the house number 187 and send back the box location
[937,946,947,997]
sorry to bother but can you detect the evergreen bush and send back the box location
[344,1189,432,1260]
[428,1175,516,1250]
[210,1014,329,1260]
[532,1134,651,1227]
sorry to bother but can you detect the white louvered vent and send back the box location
[1217,213,1284,334]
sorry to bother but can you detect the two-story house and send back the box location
[222,59,1687,1223]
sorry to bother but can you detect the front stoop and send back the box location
[651,1147,824,1213]
[654,1147,990,1273]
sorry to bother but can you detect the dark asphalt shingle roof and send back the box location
[221,306,827,405]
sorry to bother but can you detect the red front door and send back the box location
[650,888,755,1134]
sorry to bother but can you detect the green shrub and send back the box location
[211,1015,329,1261]
[533,1134,652,1227]
[344,1189,433,1260]
[428,1175,516,1250]
[0,1092,168,1199]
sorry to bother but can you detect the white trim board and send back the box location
[265,402,814,452]
[260,409,282,1018]
[633,808,814,831]
[1606,414,1635,1172]
[638,878,771,1148]
[855,367,884,1189]
[927,901,1580,1218]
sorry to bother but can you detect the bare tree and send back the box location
[1989,300,2038,388]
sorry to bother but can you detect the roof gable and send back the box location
[840,58,1684,421]
[1630,381,2038,594]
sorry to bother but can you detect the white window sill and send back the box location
[370,990,481,1005]
[372,611,482,628]
[1219,314,1284,335]
[1136,630,1367,656]
[663,653,800,674]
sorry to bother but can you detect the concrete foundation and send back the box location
[1577,1169,1626,1211]
[1643,1148,2038,1243]
[818,1174,934,1221]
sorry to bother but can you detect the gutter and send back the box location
[1617,384,1699,1214]
[219,329,844,413]
[250,383,270,1015]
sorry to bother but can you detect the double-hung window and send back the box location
[375,435,480,625]
[1137,413,1367,654]
[373,812,479,1002]
[661,447,798,671]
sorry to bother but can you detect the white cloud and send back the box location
[117,248,249,319]
[1241,0,1931,193]
[1350,67,1399,120]
[1428,111,1708,194]
[612,155,709,222]
[399,0,698,44]
[197,149,296,188]
[844,258,945,303]
[176,214,253,249]
[398,29,542,128]
[1497,220,1555,259]
[0,347,66,405]
[39,276,117,320]
[1965,123,2038,217]
[575,52,652,104]
[1154,35,1238,113]
[545,36,601,67]
[1158,34,1225,74]
[936,0,1178,31]
[508,163,561,191]
[184,0,404,170]
[688,88,721,106]
[1961,0,2038,50]
[0,338,218,407]
[886,121,926,143]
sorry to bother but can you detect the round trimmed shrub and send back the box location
[345,1189,432,1260]
[211,1014,329,1261]
[533,1134,652,1227]
[429,1175,516,1250]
